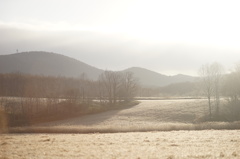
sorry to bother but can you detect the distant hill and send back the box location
[0,51,103,80]
[123,67,195,87]
[0,51,195,86]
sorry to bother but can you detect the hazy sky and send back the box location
[1,0,240,75]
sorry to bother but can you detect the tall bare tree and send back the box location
[120,72,138,102]
[199,62,224,119]
[99,71,121,105]
[211,62,224,115]
[199,64,214,118]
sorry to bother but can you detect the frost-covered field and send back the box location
[1,130,240,159]
[39,99,208,128]
[2,99,240,159]
[10,99,238,134]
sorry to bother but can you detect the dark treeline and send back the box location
[0,73,97,99]
[0,71,138,127]
[0,72,138,101]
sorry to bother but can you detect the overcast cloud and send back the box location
[1,0,240,75]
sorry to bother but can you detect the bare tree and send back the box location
[199,62,224,119]
[120,72,138,102]
[211,63,224,115]
[99,71,121,105]
[199,64,214,118]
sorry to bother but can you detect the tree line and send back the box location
[0,71,138,126]
[0,71,138,102]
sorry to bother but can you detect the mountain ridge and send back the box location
[124,67,195,87]
[0,51,195,87]
[0,51,103,80]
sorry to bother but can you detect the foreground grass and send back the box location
[1,130,240,159]
[7,121,240,134]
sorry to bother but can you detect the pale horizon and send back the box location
[1,0,240,76]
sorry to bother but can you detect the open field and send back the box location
[2,99,240,159]
[7,99,240,133]
[38,99,207,127]
[1,130,240,159]
[12,98,237,133]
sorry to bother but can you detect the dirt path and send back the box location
[1,130,239,159]
[39,99,206,127]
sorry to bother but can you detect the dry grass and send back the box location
[0,108,8,133]
[2,99,240,159]
[7,121,240,134]
[37,99,207,126]
[1,130,240,159]
[5,99,240,134]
